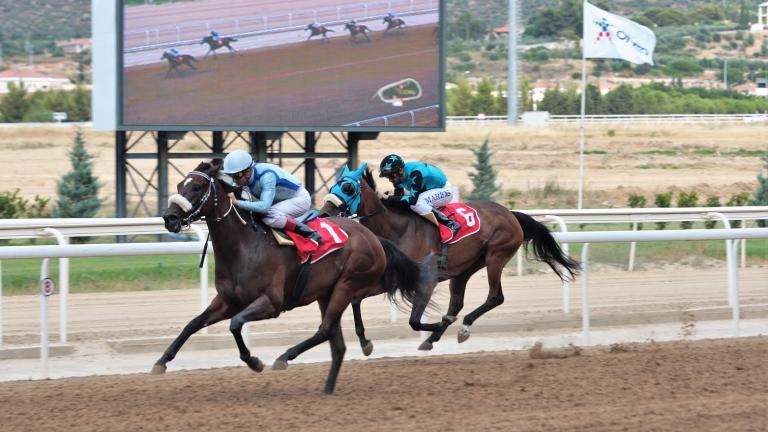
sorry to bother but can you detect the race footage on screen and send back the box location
[121,0,443,129]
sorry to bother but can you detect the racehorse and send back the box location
[320,165,580,352]
[155,160,434,394]
[344,22,372,42]
[306,24,335,42]
[161,51,199,79]
[200,35,238,58]
[383,16,406,33]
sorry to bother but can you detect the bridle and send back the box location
[168,170,246,229]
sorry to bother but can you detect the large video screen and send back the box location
[119,0,444,131]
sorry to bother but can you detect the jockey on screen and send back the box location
[211,30,221,44]
[168,47,181,57]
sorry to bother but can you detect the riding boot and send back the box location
[432,209,460,236]
[285,218,323,244]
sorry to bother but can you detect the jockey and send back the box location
[223,150,322,243]
[310,21,319,29]
[211,30,221,43]
[379,154,460,235]
[169,47,181,57]
[386,12,396,21]
[350,18,357,26]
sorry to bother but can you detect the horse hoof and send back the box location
[247,357,264,373]
[150,364,167,375]
[272,359,288,371]
[362,341,374,356]
[418,341,433,351]
[457,326,471,343]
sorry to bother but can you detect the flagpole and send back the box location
[578,44,587,209]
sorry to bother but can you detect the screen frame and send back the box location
[116,0,446,132]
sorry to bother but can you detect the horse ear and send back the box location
[353,163,367,178]
[341,165,351,177]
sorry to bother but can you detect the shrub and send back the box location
[654,191,673,229]
[704,196,721,229]
[751,155,767,227]
[677,191,699,229]
[627,193,647,229]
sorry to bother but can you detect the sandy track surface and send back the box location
[124,25,439,126]
[1,337,765,432]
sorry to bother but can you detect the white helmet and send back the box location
[222,150,253,174]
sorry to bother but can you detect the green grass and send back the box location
[1,254,210,296]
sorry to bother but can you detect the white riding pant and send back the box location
[262,188,312,228]
[410,183,454,214]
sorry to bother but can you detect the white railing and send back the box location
[446,113,768,125]
[1,227,766,377]
[345,105,440,127]
[1,206,766,347]
[125,0,438,51]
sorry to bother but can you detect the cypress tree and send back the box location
[751,155,768,227]
[466,137,499,201]
[0,81,30,122]
[54,128,102,220]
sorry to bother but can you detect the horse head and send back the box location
[200,36,210,45]
[163,160,227,233]
[321,163,368,217]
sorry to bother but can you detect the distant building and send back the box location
[0,69,73,94]
[753,2,768,32]
[56,38,92,54]
[756,78,768,97]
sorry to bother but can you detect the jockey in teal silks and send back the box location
[211,30,221,43]
[169,47,181,57]
[379,154,460,235]
[223,150,322,243]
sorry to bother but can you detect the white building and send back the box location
[752,2,768,32]
[0,69,73,94]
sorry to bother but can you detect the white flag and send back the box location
[583,1,656,65]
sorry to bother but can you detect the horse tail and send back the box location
[512,211,580,282]
[378,237,435,308]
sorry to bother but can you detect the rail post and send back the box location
[39,258,53,379]
[580,243,590,344]
[189,224,209,335]
[41,228,69,343]
[544,215,570,312]
[707,212,735,306]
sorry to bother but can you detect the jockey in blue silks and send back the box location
[379,154,460,235]
[211,30,221,43]
[169,47,181,57]
[223,150,322,243]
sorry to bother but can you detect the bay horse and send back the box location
[320,164,580,351]
[161,51,198,79]
[155,160,434,394]
[383,16,406,33]
[306,24,335,42]
[344,22,372,42]
[201,35,238,58]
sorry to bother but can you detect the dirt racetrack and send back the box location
[124,25,439,127]
[1,337,765,432]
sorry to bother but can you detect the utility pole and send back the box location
[25,38,33,67]
[507,0,519,124]
[724,59,729,89]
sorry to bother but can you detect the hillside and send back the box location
[0,0,90,57]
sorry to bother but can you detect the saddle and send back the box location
[271,210,319,245]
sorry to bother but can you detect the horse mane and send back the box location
[194,159,222,176]
[361,167,411,213]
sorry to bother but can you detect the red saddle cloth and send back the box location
[285,218,349,264]
[437,203,481,244]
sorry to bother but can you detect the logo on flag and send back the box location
[583,1,656,65]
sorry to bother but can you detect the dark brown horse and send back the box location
[320,164,580,351]
[200,35,238,57]
[155,161,433,394]
[383,16,406,33]
[344,22,372,42]
[306,24,335,42]
[161,51,198,79]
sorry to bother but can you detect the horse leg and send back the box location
[272,297,338,370]
[151,295,232,374]
[418,263,482,351]
[364,32,370,42]
[230,295,279,373]
[352,300,373,356]
[165,66,172,79]
[458,252,510,343]
[324,320,346,394]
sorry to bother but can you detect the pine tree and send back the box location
[466,137,499,201]
[0,81,30,122]
[54,128,102,221]
[751,155,768,227]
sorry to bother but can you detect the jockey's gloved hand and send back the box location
[384,194,401,205]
